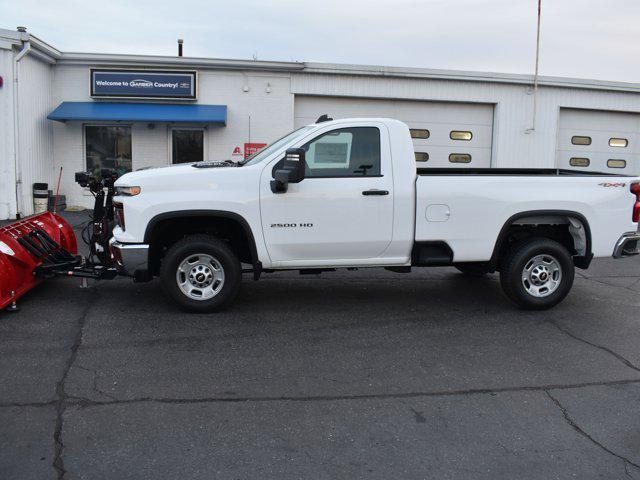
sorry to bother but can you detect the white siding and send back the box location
[16,54,55,216]
[52,122,84,208]
[295,96,494,168]
[197,71,294,161]
[0,47,16,219]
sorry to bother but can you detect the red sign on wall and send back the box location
[244,143,267,159]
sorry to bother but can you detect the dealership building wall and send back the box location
[1,27,640,220]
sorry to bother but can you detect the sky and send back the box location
[1,0,639,83]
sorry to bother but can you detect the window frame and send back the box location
[83,123,133,176]
[450,130,473,141]
[410,128,430,139]
[569,157,590,167]
[571,135,592,146]
[449,153,472,164]
[299,126,384,179]
[609,137,629,148]
[607,159,627,169]
[168,126,207,165]
[414,152,429,162]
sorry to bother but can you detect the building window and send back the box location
[410,129,430,139]
[85,125,132,177]
[571,136,592,146]
[449,153,472,163]
[609,138,628,148]
[414,152,429,162]
[569,157,590,167]
[172,129,204,164]
[302,127,381,178]
[450,131,472,141]
[607,159,627,169]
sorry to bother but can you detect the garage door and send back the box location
[557,108,640,174]
[295,96,494,168]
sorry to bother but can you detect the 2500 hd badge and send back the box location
[270,223,313,228]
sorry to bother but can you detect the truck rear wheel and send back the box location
[499,238,574,310]
[160,235,241,313]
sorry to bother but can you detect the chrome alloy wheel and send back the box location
[521,254,562,298]
[176,254,225,301]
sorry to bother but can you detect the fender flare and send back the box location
[144,210,262,278]
[489,209,593,270]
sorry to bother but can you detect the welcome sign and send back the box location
[91,69,197,99]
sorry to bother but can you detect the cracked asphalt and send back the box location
[1,212,640,479]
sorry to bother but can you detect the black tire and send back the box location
[500,237,574,310]
[455,263,490,277]
[160,234,241,313]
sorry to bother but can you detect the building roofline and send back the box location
[302,62,640,93]
[56,52,640,94]
[2,27,639,94]
[0,27,61,61]
[58,52,305,72]
[28,34,62,59]
[0,27,25,42]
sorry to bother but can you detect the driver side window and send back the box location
[302,127,381,178]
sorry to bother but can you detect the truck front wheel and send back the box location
[160,235,241,313]
[499,238,574,310]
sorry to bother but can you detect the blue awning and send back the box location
[47,102,227,124]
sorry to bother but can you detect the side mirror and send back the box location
[270,148,306,193]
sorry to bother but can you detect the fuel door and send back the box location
[426,204,451,222]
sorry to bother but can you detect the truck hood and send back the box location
[115,161,241,188]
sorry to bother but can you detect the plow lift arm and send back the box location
[0,169,122,312]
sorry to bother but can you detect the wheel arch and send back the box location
[489,210,593,271]
[144,210,261,278]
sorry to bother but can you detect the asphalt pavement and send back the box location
[1,211,640,479]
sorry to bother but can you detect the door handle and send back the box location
[362,189,389,196]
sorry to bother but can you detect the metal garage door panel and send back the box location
[294,96,494,168]
[557,109,640,174]
[295,97,397,126]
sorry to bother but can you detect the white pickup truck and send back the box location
[110,117,640,312]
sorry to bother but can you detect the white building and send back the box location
[1,26,640,220]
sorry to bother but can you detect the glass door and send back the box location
[172,128,204,164]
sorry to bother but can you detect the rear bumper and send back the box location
[613,232,640,258]
[109,238,149,275]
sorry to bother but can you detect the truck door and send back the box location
[259,124,394,265]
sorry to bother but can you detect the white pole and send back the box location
[529,0,542,133]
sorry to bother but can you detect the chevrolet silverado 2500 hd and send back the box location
[109,118,640,312]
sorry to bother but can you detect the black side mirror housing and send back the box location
[270,148,306,193]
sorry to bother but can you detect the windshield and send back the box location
[241,126,315,166]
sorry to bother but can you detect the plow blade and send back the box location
[0,212,77,310]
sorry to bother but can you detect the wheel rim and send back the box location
[521,254,562,298]
[176,254,225,301]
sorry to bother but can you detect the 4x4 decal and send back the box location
[598,182,626,188]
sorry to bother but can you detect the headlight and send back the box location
[115,186,141,196]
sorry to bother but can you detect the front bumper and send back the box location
[613,232,640,258]
[109,238,149,275]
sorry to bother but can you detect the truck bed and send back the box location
[415,171,639,262]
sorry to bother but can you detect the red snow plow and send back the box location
[0,212,78,310]
[0,169,120,311]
